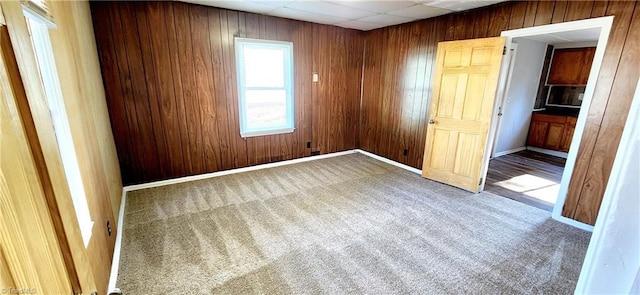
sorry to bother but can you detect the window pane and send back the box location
[245,89,287,128]
[244,47,285,88]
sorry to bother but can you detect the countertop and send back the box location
[533,107,580,117]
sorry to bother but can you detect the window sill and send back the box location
[241,128,295,138]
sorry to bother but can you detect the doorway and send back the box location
[482,17,614,231]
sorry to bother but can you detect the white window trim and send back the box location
[27,16,94,247]
[235,37,295,138]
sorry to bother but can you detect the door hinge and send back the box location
[502,46,506,55]
[479,178,483,185]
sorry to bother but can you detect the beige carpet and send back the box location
[118,153,591,294]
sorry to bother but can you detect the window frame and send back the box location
[235,37,295,138]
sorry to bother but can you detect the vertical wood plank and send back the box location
[523,1,539,28]
[562,0,637,221]
[572,2,640,225]
[165,2,193,175]
[564,0,595,22]
[118,2,161,182]
[534,1,555,26]
[508,1,527,29]
[487,3,511,37]
[551,0,568,23]
[142,2,183,177]
[590,1,609,18]
[175,2,204,175]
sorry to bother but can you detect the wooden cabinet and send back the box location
[547,47,596,85]
[559,117,577,152]
[527,113,577,152]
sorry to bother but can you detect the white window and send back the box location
[235,38,294,137]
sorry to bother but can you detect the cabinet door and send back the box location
[578,47,596,85]
[544,122,565,150]
[560,117,578,152]
[547,47,595,85]
[527,121,549,148]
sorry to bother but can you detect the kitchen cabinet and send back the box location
[559,117,577,152]
[546,47,596,85]
[527,113,577,152]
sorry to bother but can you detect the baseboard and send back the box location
[526,146,569,158]
[108,189,127,294]
[355,149,422,174]
[493,147,526,158]
[124,150,358,192]
[552,213,594,232]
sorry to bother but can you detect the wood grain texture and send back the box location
[360,0,639,225]
[570,2,640,225]
[2,1,120,293]
[0,24,72,295]
[47,2,119,293]
[561,0,638,224]
[91,1,364,184]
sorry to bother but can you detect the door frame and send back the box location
[482,16,614,232]
[489,42,518,158]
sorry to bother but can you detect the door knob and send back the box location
[428,119,435,124]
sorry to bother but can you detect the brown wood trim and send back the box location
[0,25,82,294]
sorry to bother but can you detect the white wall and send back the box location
[575,78,640,294]
[493,38,547,156]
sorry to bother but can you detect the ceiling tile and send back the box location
[387,4,451,19]
[358,14,414,26]
[423,0,502,12]
[331,1,416,13]
[185,0,280,13]
[285,1,377,19]
[180,0,507,31]
[249,0,296,6]
[336,20,385,31]
[268,7,350,25]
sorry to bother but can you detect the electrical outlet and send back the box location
[312,73,318,83]
[403,149,408,156]
[307,141,311,148]
[107,220,112,237]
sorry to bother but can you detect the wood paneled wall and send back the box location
[360,1,640,225]
[90,1,364,185]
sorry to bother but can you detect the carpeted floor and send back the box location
[118,153,591,294]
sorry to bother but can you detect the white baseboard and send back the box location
[526,146,569,158]
[108,188,128,294]
[552,213,594,232]
[124,150,358,192]
[355,149,422,174]
[493,147,526,158]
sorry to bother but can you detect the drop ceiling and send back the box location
[181,0,505,31]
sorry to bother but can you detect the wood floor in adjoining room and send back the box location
[485,150,566,211]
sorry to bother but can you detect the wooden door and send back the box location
[0,25,72,294]
[422,37,505,192]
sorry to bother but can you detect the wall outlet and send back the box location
[578,93,584,101]
[312,73,318,83]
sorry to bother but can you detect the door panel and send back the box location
[422,37,505,192]
[0,26,72,293]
